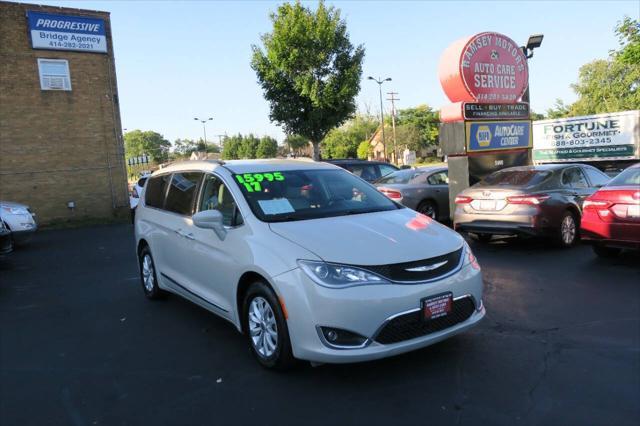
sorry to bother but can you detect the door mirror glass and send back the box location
[193,210,227,240]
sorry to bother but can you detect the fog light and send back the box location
[319,327,368,348]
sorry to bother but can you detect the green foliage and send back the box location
[222,134,278,159]
[394,105,440,152]
[284,134,309,155]
[357,140,370,159]
[256,136,278,158]
[124,130,171,163]
[251,1,365,160]
[172,138,220,158]
[612,16,639,65]
[546,16,639,117]
[321,113,378,159]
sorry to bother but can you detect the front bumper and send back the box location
[272,263,484,364]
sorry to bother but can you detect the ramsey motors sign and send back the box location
[533,111,640,162]
[439,32,529,103]
[27,11,107,53]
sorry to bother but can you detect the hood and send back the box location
[269,208,463,265]
[0,201,29,209]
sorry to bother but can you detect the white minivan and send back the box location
[134,159,485,369]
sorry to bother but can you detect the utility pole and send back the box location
[367,76,392,161]
[387,92,399,164]
[214,134,227,151]
[194,117,213,149]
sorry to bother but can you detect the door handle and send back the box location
[174,229,186,237]
[184,233,195,240]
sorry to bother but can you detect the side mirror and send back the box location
[193,210,227,240]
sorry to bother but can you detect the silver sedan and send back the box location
[374,166,450,221]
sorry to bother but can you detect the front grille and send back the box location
[361,247,463,282]
[375,297,476,344]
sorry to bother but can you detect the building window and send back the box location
[37,59,72,91]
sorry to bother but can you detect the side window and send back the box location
[145,174,171,208]
[379,164,397,178]
[165,172,202,215]
[428,171,449,185]
[583,167,610,187]
[562,168,588,189]
[198,174,243,227]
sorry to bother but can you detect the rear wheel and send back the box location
[556,211,578,248]
[243,281,295,370]
[593,245,621,258]
[417,200,438,220]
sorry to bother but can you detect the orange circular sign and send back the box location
[438,32,529,104]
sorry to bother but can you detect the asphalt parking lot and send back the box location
[1,224,638,426]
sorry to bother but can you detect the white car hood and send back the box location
[269,208,463,265]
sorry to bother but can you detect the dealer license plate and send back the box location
[628,204,640,218]
[422,292,453,321]
[479,200,496,210]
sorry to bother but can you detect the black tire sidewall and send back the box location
[418,200,438,220]
[139,247,162,299]
[243,282,294,369]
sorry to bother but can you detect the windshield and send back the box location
[608,166,640,186]
[478,169,551,187]
[376,169,417,184]
[233,169,401,222]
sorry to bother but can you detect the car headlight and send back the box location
[462,240,481,270]
[297,260,390,288]
[2,206,29,215]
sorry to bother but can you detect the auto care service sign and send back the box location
[533,110,640,162]
[27,11,107,53]
[439,32,529,103]
[467,121,532,152]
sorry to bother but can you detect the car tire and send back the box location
[243,281,295,370]
[138,246,165,299]
[593,245,621,258]
[417,200,438,220]
[556,211,579,248]
[474,233,493,243]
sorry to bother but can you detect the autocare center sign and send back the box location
[27,11,107,53]
[467,121,532,152]
[533,111,640,162]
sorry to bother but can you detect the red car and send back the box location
[581,163,640,257]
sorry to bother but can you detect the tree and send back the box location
[394,105,440,152]
[546,99,571,119]
[251,1,365,160]
[284,134,310,156]
[222,134,242,160]
[612,16,639,65]
[357,141,370,159]
[320,113,378,159]
[256,136,278,158]
[124,130,171,163]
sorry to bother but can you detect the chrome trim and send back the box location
[370,294,477,343]
[315,326,371,350]
[405,260,448,272]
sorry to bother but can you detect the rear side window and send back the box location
[480,170,551,186]
[137,177,148,187]
[583,167,610,187]
[346,164,381,182]
[608,166,640,186]
[562,168,588,188]
[145,174,171,208]
[428,171,449,185]
[164,172,202,215]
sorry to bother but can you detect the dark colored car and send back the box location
[374,166,450,221]
[0,220,13,255]
[324,159,399,183]
[581,162,640,257]
[453,164,611,247]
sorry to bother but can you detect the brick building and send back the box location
[0,1,128,225]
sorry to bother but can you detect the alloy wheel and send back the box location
[561,215,576,245]
[248,297,278,358]
[419,203,436,219]
[142,254,155,292]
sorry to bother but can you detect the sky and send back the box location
[19,0,640,144]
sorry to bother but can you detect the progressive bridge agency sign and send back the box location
[27,11,107,53]
[466,121,532,152]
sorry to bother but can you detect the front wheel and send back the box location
[244,281,295,370]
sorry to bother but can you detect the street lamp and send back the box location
[520,34,544,104]
[193,117,213,146]
[367,76,392,161]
